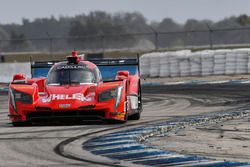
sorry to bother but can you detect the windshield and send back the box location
[47,69,95,85]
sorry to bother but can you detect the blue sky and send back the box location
[0,0,249,24]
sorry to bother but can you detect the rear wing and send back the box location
[31,61,57,78]
[90,58,140,81]
[30,57,140,80]
[89,58,139,66]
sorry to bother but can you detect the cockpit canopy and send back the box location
[46,63,97,85]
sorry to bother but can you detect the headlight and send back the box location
[15,91,33,104]
[99,86,123,109]
[9,89,33,110]
[98,88,117,102]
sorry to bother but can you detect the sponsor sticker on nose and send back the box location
[41,93,94,103]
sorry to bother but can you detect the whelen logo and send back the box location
[42,93,94,103]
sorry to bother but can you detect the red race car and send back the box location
[8,51,142,126]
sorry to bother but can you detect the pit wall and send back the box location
[140,48,250,78]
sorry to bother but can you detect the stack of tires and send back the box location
[159,52,170,77]
[201,50,214,76]
[139,48,250,78]
[169,52,179,77]
[235,49,249,74]
[140,53,151,78]
[149,53,161,77]
[213,50,229,75]
[190,51,201,76]
[179,52,191,77]
[225,51,236,75]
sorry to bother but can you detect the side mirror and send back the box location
[12,73,26,82]
[116,71,129,80]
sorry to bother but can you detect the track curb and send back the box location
[83,110,250,166]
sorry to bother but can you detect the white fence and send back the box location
[140,48,250,77]
[0,63,31,83]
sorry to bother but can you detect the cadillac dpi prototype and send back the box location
[8,51,142,126]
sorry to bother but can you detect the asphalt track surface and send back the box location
[0,84,250,166]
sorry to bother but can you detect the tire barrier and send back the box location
[140,48,250,78]
[190,51,201,76]
[1,49,250,83]
[235,49,249,74]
